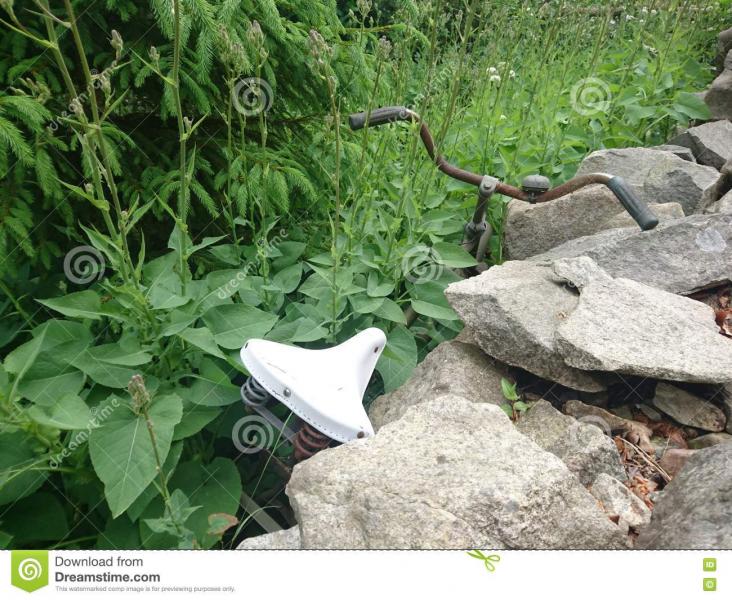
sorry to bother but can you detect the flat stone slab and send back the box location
[368,339,510,430]
[531,213,732,295]
[576,147,720,214]
[553,257,732,384]
[287,396,626,549]
[652,383,727,432]
[669,120,732,170]
[446,261,608,392]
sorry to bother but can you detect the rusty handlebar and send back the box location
[348,106,659,231]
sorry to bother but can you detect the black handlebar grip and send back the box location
[348,106,413,130]
[606,176,659,231]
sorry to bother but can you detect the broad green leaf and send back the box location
[202,304,278,349]
[71,351,138,389]
[96,514,141,550]
[376,325,418,392]
[271,241,306,270]
[38,291,123,321]
[16,354,85,406]
[271,263,302,294]
[177,327,226,359]
[673,91,711,120]
[0,431,45,506]
[88,338,152,366]
[89,394,183,517]
[126,442,183,522]
[374,298,407,324]
[366,272,394,297]
[432,242,478,268]
[501,377,519,401]
[1,492,68,543]
[410,299,459,321]
[350,294,385,314]
[171,458,241,549]
[187,359,239,406]
[26,394,91,430]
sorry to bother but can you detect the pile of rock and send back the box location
[240,32,732,552]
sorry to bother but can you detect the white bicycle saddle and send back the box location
[240,327,386,442]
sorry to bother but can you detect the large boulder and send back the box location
[651,383,727,432]
[530,213,732,295]
[575,147,721,214]
[637,444,732,549]
[516,400,626,486]
[503,182,683,259]
[668,120,732,170]
[287,396,626,549]
[445,261,608,392]
[368,339,510,430]
[553,257,732,384]
[707,189,732,214]
[653,144,695,162]
[704,50,732,121]
[237,527,301,549]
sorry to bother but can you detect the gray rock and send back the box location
[531,213,732,295]
[601,203,683,230]
[718,28,732,73]
[516,400,626,486]
[368,339,510,430]
[237,527,301,549]
[504,181,683,259]
[553,257,732,384]
[652,383,727,432]
[688,432,732,449]
[287,396,626,549]
[564,400,655,455]
[668,121,732,170]
[653,144,696,162]
[576,147,721,214]
[590,473,651,532]
[445,261,608,392]
[638,444,732,549]
[704,50,732,121]
[707,189,732,214]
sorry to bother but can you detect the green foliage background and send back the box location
[0,0,728,549]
